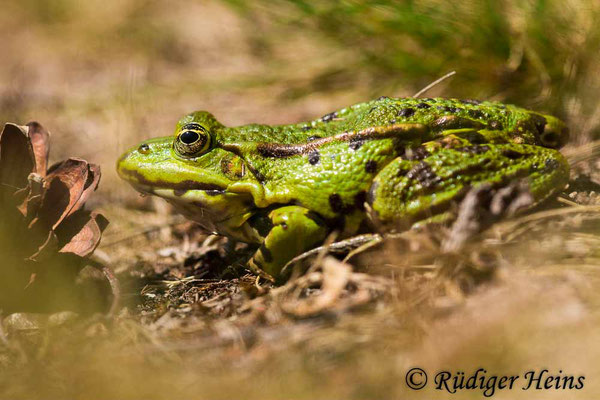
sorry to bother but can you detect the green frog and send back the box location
[117,97,570,280]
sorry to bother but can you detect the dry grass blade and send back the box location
[413,70,457,98]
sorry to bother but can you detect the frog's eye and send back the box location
[174,123,211,157]
[540,129,560,148]
[540,126,569,148]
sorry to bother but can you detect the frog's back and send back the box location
[308,97,535,134]
[220,97,535,145]
[235,96,564,225]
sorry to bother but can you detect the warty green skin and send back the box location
[117,97,570,280]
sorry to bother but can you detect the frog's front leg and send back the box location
[368,142,570,227]
[247,206,329,281]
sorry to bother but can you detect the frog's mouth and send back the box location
[118,168,255,231]
[118,166,227,196]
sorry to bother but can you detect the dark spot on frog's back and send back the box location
[436,106,462,114]
[308,150,320,165]
[404,146,430,161]
[456,145,490,154]
[306,135,321,141]
[397,108,415,118]
[407,161,440,189]
[433,115,483,131]
[321,111,338,122]
[365,160,377,173]
[467,109,485,119]
[456,130,487,144]
[544,158,560,171]
[377,95,389,101]
[460,99,482,105]
[415,102,431,109]
[349,138,364,150]
[502,149,525,159]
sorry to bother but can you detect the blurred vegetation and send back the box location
[225,0,600,139]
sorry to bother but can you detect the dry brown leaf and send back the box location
[0,121,112,313]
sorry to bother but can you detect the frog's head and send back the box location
[117,112,262,237]
[531,112,570,149]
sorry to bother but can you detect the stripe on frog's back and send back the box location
[227,123,428,158]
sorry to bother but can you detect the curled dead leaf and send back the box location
[0,121,114,313]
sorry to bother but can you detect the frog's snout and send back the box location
[116,139,162,189]
[116,150,132,181]
[116,147,138,182]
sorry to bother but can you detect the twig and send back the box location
[413,71,456,98]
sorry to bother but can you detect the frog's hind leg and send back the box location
[367,143,570,228]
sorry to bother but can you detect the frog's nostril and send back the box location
[138,143,150,154]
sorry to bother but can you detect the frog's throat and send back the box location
[155,187,260,242]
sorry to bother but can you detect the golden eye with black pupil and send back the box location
[174,125,211,157]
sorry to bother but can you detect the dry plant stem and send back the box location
[413,70,457,97]
[343,235,383,263]
[281,233,381,273]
